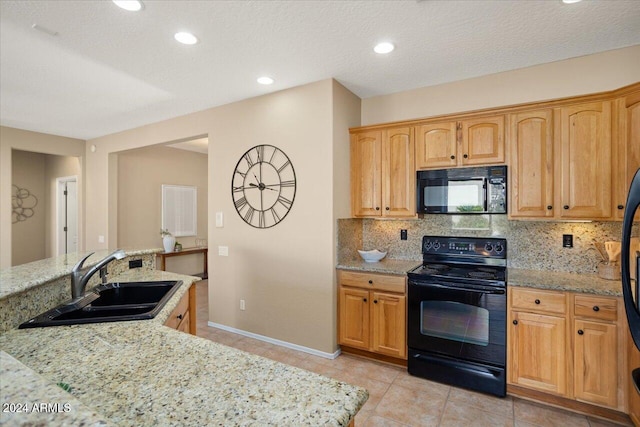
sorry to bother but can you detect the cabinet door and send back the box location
[574,319,618,408]
[555,102,612,219]
[351,131,382,217]
[177,310,191,334]
[371,292,406,359]
[614,93,640,220]
[382,127,415,217]
[339,287,370,350]
[509,311,567,396]
[415,122,457,169]
[509,110,555,218]
[460,115,505,166]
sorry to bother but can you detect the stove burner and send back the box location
[423,264,449,270]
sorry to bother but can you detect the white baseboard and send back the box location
[207,321,341,360]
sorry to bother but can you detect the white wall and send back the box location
[362,45,640,125]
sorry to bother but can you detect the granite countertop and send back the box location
[0,270,368,426]
[508,268,624,297]
[0,248,161,300]
[336,259,420,275]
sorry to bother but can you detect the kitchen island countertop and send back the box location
[0,269,368,426]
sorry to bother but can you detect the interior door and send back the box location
[66,180,78,253]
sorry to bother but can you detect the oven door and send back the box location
[407,279,506,367]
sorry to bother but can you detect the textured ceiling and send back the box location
[1,0,639,140]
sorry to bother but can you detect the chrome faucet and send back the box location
[70,250,126,300]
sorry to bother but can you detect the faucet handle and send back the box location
[72,252,95,272]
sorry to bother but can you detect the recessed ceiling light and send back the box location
[374,42,395,54]
[562,0,582,3]
[112,0,144,11]
[257,76,274,85]
[174,32,198,45]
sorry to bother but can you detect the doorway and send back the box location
[56,176,78,255]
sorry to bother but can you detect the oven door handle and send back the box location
[412,282,505,295]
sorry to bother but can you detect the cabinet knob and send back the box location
[375,207,380,211]
[547,205,553,210]
[463,154,468,159]
[373,300,378,304]
[513,320,518,325]
[563,205,569,210]
[618,205,624,210]
[368,280,373,284]
[450,155,455,160]
[363,298,367,302]
[177,314,183,320]
[593,306,600,312]
[535,299,541,305]
[385,207,390,211]
[578,329,584,335]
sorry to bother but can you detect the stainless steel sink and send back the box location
[19,281,182,328]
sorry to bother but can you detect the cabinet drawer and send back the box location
[510,288,566,314]
[574,295,617,322]
[164,290,190,330]
[338,270,406,293]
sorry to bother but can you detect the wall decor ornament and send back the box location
[231,144,296,228]
[11,184,38,224]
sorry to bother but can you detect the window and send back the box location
[162,185,197,237]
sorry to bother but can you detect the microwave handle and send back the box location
[483,178,488,212]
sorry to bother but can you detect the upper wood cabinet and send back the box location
[416,116,505,169]
[351,127,415,218]
[509,110,555,218]
[614,91,640,221]
[555,102,612,219]
[509,102,613,220]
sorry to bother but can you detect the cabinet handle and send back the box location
[463,154,468,159]
[534,299,540,305]
[450,155,455,160]
[513,320,518,325]
[547,205,553,210]
[373,300,378,304]
[578,329,584,335]
[177,314,183,320]
[593,306,600,312]
[385,207,390,211]
[618,205,624,210]
[368,280,373,284]
[563,205,569,210]
[375,207,380,211]
[363,298,367,302]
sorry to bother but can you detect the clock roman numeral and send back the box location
[234,197,247,210]
[277,160,291,174]
[244,206,255,223]
[256,145,265,163]
[280,180,295,188]
[232,186,244,193]
[235,170,247,178]
[244,152,254,168]
[270,207,281,223]
[258,210,266,228]
[277,195,292,209]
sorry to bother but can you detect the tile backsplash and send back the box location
[338,216,637,274]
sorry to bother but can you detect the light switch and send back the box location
[218,246,229,256]
[98,235,105,243]
[215,211,224,228]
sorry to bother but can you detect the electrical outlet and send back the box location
[128,259,143,269]
[400,229,407,240]
[240,299,245,311]
[218,246,229,256]
[563,234,573,248]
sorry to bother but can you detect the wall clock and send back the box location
[231,144,296,228]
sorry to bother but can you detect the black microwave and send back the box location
[417,166,507,214]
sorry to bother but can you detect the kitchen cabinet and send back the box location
[164,284,196,335]
[338,270,407,360]
[509,102,613,219]
[614,90,640,221]
[508,287,626,413]
[415,115,505,169]
[509,288,568,395]
[351,127,415,218]
[509,109,555,218]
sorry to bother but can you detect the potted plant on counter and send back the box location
[160,229,175,253]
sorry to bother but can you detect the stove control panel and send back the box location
[422,236,507,258]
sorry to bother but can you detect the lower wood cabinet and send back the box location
[164,283,197,335]
[508,287,627,414]
[338,270,407,360]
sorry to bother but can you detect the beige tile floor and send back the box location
[193,280,630,426]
